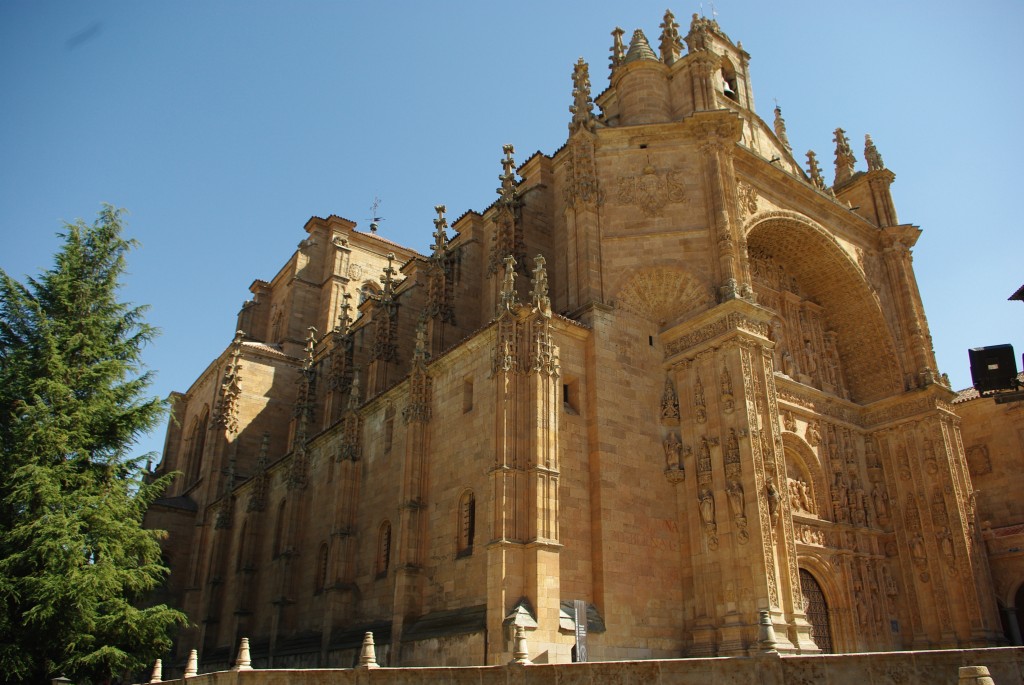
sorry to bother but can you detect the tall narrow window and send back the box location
[384,406,395,453]
[458,490,476,557]
[462,378,474,414]
[272,499,287,558]
[376,521,391,578]
[315,543,328,593]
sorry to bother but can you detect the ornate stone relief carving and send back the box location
[693,373,707,424]
[661,376,680,424]
[966,444,991,476]
[615,163,689,218]
[614,267,712,326]
[737,180,758,217]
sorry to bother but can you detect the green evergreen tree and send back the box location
[0,206,186,684]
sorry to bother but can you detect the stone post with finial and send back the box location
[231,637,252,671]
[509,625,532,665]
[148,659,162,683]
[357,632,380,668]
[757,610,779,654]
[184,649,198,678]
[958,666,996,685]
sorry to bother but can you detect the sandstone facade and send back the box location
[146,10,1014,675]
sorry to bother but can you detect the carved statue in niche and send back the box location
[851,476,867,526]
[699,488,716,529]
[782,410,796,433]
[872,484,889,521]
[910,533,926,564]
[766,477,781,527]
[769,318,789,373]
[833,472,849,514]
[725,429,740,464]
[805,420,821,447]
[727,480,745,520]
[719,363,734,414]
[664,432,683,470]
[883,565,898,596]
[781,349,795,377]
[661,376,679,424]
[803,339,818,379]
[937,528,955,564]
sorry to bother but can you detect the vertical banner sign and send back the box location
[574,599,588,662]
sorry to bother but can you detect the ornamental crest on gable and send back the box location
[616,164,688,217]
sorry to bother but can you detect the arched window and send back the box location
[186,408,210,485]
[799,569,833,653]
[457,490,476,557]
[235,521,248,572]
[376,521,391,578]
[315,542,329,593]
[272,499,287,558]
[359,280,381,305]
[720,58,739,102]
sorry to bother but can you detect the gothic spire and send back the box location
[247,433,270,512]
[832,127,856,186]
[529,254,551,317]
[336,291,353,334]
[624,29,658,63]
[864,134,885,171]
[430,204,449,259]
[412,316,429,369]
[348,367,362,410]
[498,144,517,206]
[212,330,244,434]
[569,58,596,133]
[380,252,398,302]
[659,9,683,65]
[773,104,792,152]
[499,254,519,313]
[806,150,826,190]
[609,26,625,70]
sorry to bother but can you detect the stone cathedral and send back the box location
[146,11,1019,673]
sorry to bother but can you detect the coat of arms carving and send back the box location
[616,164,688,217]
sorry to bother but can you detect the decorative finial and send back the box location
[509,624,532,665]
[659,9,683,65]
[500,254,519,312]
[529,254,551,316]
[380,252,398,302]
[773,104,791,152]
[348,368,362,410]
[304,327,316,368]
[609,26,625,70]
[805,150,826,190]
[184,649,198,678]
[431,204,449,258]
[357,632,380,669]
[337,291,353,333]
[231,637,252,671]
[412,316,429,367]
[832,127,856,186]
[498,145,517,204]
[624,29,658,63]
[149,658,163,683]
[256,433,269,471]
[569,58,595,133]
[864,134,885,171]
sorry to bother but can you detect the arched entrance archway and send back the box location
[799,568,833,653]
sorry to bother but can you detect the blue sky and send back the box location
[2,1,1021,462]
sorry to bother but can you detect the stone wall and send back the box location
[154,647,1024,685]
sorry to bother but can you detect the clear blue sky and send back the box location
[2,1,1021,462]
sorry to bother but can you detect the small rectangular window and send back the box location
[563,380,579,415]
[463,378,474,413]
